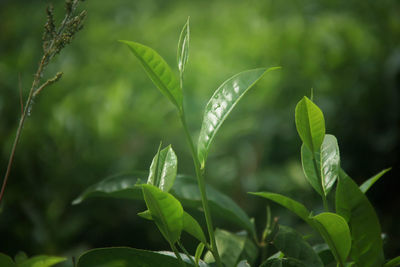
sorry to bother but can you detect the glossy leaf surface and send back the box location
[249,192,311,223]
[204,229,246,267]
[311,212,351,266]
[359,167,391,194]
[142,184,183,244]
[301,144,322,195]
[72,173,144,205]
[336,170,384,266]
[0,253,16,267]
[295,96,325,153]
[19,255,66,267]
[120,40,182,110]
[273,225,323,267]
[77,247,184,267]
[197,67,280,166]
[177,17,190,76]
[319,134,340,195]
[147,145,177,192]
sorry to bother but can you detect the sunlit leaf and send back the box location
[311,212,351,266]
[182,211,207,244]
[77,247,184,267]
[195,243,205,266]
[319,134,340,196]
[197,67,280,167]
[147,145,177,192]
[19,255,66,267]
[295,96,325,153]
[273,225,323,267]
[142,184,183,244]
[336,170,384,266]
[177,17,190,77]
[359,167,391,194]
[249,192,311,223]
[120,40,182,111]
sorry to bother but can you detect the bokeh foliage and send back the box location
[0,0,399,264]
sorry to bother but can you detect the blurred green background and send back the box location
[1,0,399,264]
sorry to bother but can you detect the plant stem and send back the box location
[178,241,196,266]
[170,242,187,267]
[179,110,222,267]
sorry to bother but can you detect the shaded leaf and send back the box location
[360,167,391,194]
[177,17,190,76]
[236,260,251,267]
[319,134,340,196]
[197,67,280,167]
[311,212,351,266]
[120,40,182,111]
[273,225,323,267]
[147,145,177,192]
[384,256,400,267]
[260,258,305,267]
[19,255,66,267]
[312,244,334,266]
[204,229,246,267]
[183,211,207,244]
[301,144,322,196]
[195,243,205,266]
[295,96,325,153]
[0,253,16,267]
[249,192,311,223]
[77,247,184,267]
[142,184,183,244]
[336,170,384,266]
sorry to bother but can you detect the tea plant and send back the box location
[69,19,400,267]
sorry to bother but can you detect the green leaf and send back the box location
[301,144,322,196]
[147,145,178,192]
[73,173,256,239]
[311,212,351,266]
[313,244,334,266]
[236,260,251,267]
[204,229,246,267]
[137,210,152,220]
[249,192,311,223]
[77,247,184,267]
[384,256,400,267]
[142,184,183,244]
[120,40,182,111]
[19,255,66,267]
[195,243,205,266]
[177,17,190,76]
[260,258,305,267]
[182,211,207,244]
[359,167,391,194]
[273,225,323,267]
[72,172,144,205]
[197,67,280,167]
[14,252,28,264]
[0,253,16,267]
[336,170,384,266]
[295,96,325,153]
[319,134,340,196]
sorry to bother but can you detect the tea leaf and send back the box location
[311,212,351,267]
[336,170,384,266]
[295,96,325,153]
[301,144,322,195]
[197,67,280,167]
[260,258,305,267]
[0,253,16,267]
[272,225,324,267]
[147,145,178,192]
[19,255,66,267]
[319,134,340,196]
[177,17,190,77]
[249,192,311,223]
[195,243,205,265]
[120,40,182,111]
[142,184,183,244]
[359,167,391,194]
[77,247,185,267]
[384,256,400,267]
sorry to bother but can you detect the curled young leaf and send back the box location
[147,145,178,192]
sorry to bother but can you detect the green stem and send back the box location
[178,241,197,266]
[170,242,186,267]
[179,110,222,267]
